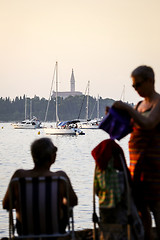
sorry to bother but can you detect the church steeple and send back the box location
[70,69,75,92]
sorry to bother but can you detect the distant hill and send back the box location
[0,95,115,122]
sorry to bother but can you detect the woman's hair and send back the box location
[131,65,155,83]
[31,137,57,166]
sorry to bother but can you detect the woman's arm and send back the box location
[3,188,10,210]
[113,100,160,129]
[2,170,20,210]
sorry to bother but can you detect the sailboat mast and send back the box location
[86,81,90,121]
[120,85,125,102]
[97,94,99,119]
[55,62,58,124]
[44,63,57,123]
[25,96,27,119]
[30,99,32,119]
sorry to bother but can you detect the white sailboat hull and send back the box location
[13,124,38,129]
[78,124,98,129]
[77,120,100,129]
[44,128,77,135]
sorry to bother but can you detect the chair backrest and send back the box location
[93,153,144,240]
[9,176,74,239]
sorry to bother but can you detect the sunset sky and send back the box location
[0,0,160,103]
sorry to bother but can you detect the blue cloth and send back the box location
[99,107,132,140]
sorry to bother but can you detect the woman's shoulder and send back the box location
[11,169,32,179]
[53,170,68,178]
[52,171,71,183]
[152,93,160,108]
[12,169,26,177]
[156,93,160,102]
[135,101,142,110]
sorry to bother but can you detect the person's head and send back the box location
[31,137,57,167]
[131,65,155,97]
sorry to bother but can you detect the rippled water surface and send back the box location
[0,123,129,237]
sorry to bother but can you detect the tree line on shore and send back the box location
[0,95,115,122]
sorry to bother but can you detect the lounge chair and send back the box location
[8,176,75,240]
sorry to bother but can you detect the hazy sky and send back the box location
[0,0,160,103]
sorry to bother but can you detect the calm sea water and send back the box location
[0,123,129,238]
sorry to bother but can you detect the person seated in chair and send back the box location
[3,137,78,235]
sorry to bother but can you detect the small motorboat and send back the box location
[12,116,41,129]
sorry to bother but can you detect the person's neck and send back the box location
[145,90,157,102]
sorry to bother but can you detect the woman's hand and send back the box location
[114,99,160,129]
[113,101,130,111]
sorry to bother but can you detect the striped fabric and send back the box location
[9,176,73,239]
[19,177,60,235]
[129,124,160,200]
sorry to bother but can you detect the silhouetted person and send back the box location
[3,137,78,234]
[114,65,160,240]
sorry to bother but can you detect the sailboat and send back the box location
[44,62,85,135]
[12,97,41,129]
[77,82,100,129]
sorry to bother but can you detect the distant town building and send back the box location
[52,69,83,99]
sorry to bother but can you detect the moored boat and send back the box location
[45,120,85,135]
[44,62,85,136]
[77,119,100,129]
[12,116,41,129]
